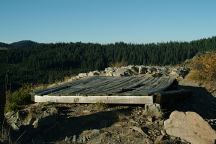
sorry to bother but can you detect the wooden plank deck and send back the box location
[33,75,181,104]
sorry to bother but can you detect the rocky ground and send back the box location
[3,103,189,144]
[1,64,216,144]
[45,65,189,89]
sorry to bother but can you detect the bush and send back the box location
[187,52,216,81]
[5,86,32,112]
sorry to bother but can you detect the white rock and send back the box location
[105,67,114,72]
[128,65,139,74]
[105,71,113,76]
[78,73,88,78]
[88,71,100,76]
[138,66,148,74]
[147,67,158,74]
[169,68,178,76]
[112,68,132,76]
[164,111,216,144]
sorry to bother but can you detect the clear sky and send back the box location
[0,0,216,43]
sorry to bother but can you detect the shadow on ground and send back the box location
[163,85,216,120]
[15,107,133,143]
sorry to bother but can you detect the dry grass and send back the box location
[93,102,109,110]
[1,119,27,144]
[5,85,32,112]
[0,120,12,144]
[186,52,216,81]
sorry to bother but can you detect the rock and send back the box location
[152,72,163,77]
[139,66,148,74]
[5,103,58,130]
[83,110,91,113]
[144,104,162,118]
[169,68,178,76]
[105,71,113,76]
[143,138,153,144]
[64,136,69,142]
[128,65,139,74]
[5,111,19,130]
[88,71,100,76]
[33,107,58,129]
[154,135,165,144]
[130,126,147,136]
[148,67,158,74]
[176,67,190,78]
[112,68,132,76]
[72,135,76,143]
[164,111,216,144]
[160,130,166,136]
[79,129,100,142]
[160,67,169,75]
[105,67,115,76]
[105,67,115,72]
[147,116,153,122]
[77,73,88,78]
[169,67,189,78]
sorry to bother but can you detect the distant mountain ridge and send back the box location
[0,42,9,47]
[0,40,39,48]
[10,40,38,48]
[1,36,216,49]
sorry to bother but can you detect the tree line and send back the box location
[0,37,216,97]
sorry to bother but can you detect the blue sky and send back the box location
[0,0,216,43]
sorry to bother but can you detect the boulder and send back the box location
[5,103,58,130]
[164,111,216,144]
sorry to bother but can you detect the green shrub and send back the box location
[5,86,32,112]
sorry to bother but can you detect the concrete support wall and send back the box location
[34,95,154,104]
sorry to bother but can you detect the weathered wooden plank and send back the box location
[88,77,136,94]
[34,95,154,104]
[119,77,160,95]
[91,77,147,95]
[34,76,98,95]
[51,76,119,95]
[33,76,181,99]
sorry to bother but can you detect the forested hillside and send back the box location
[1,37,216,96]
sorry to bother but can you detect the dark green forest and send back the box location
[1,37,216,97]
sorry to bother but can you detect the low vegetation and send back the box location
[186,52,216,81]
[5,86,32,112]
